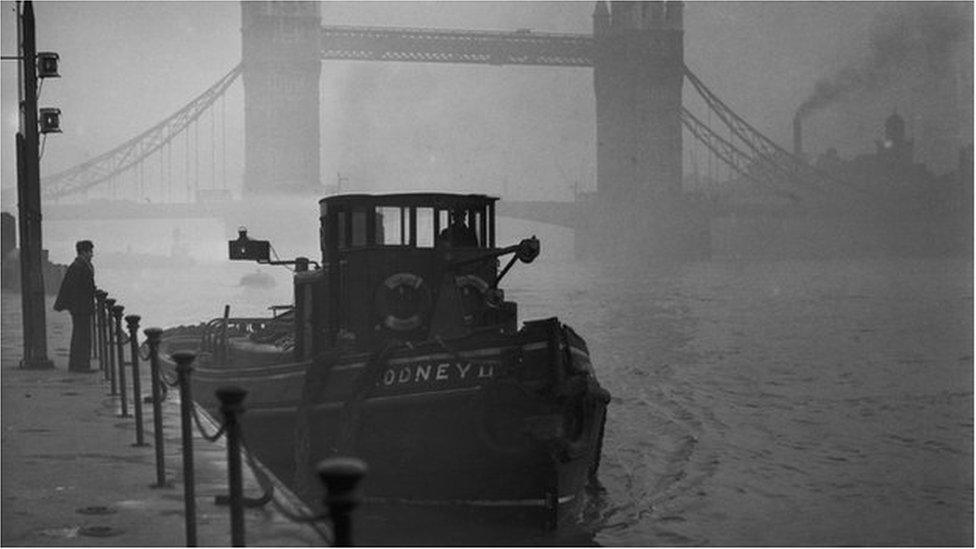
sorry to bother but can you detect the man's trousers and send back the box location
[69,312,93,372]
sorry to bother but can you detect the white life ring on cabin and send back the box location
[455,275,491,324]
[455,275,490,299]
[375,273,430,331]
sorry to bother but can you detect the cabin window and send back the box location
[351,209,367,247]
[414,207,435,248]
[437,210,450,235]
[336,211,347,250]
[470,209,484,248]
[376,207,404,246]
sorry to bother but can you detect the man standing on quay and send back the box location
[54,240,95,372]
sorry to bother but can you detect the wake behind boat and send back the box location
[159,193,610,530]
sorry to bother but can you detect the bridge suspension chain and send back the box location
[41,64,242,201]
[683,65,858,198]
[681,107,801,202]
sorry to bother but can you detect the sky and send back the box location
[0,1,972,204]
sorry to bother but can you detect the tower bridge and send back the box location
[241,1,685,211]
[39,1,844,260]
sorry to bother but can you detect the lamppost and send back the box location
[2,1,61,369]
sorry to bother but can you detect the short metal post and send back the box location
[317,457,368,547]
[126,315,147,446]
[90,292,98,360]
[144,327,169,488]
[95,290,107,379]
[217,386,248,547]
[112,304,129,417]
[172,350,198,547]
[105,298,117,394]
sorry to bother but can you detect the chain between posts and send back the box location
[239,426,330,522]
[99,315,367,546]
[191,403,226,442]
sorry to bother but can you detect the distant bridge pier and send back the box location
[578,0,709,261]
[571,194,711,261]
[593,0,683,206]
[240,2,322,196]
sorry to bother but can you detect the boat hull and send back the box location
[160,318,609,529]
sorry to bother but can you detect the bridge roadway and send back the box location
[320,25,594,66]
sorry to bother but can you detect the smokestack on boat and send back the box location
[793,113,803,159]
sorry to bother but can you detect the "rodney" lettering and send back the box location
[381,361,496,388]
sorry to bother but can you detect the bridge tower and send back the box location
[241,2,322,196]
[581,1,706,260]
[593,0,683,205]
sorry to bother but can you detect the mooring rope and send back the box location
[239,427,334,545]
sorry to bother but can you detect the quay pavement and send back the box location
[1,291,326,546]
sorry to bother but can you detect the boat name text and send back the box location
[381,361,497,387]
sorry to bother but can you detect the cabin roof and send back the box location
[320,193,498,210]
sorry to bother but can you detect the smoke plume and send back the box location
[796,2,970,120]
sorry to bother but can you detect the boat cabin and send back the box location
[286,193,523,359]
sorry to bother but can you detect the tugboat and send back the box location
[159,193,610,529]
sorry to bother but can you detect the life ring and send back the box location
[455,274,489,294]
[455,275,491,323]
[375,273,430,331]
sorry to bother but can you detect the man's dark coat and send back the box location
[54,257,95,372]
[54,257,94,315]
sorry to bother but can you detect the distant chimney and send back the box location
[793,114,803,158]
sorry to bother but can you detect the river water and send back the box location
[38,219,974,546]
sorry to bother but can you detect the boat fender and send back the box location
[554,381,611,462]
[375,273,431,331]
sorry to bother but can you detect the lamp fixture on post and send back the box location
[39,107,61,134]
[36,51,59,78]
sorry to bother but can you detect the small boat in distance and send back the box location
[159,193,610,529]
[239,269,275,289]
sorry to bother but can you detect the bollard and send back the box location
[172,350,198,547]
[217,386,248,547]
[90,292,98,361]
[112,304,129,417]
[105,298,118,394]
[317,457,368,547]
[95,290,108,379]
[144,327,169,488]
[126,315,147,446]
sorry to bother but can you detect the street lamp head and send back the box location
[39,107,61,133]
[36,52,59,78]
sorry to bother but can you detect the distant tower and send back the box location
[593,0,684,206]
[241,2,322,196]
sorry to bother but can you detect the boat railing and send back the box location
[201,316,294,357]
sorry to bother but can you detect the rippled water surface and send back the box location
[33,223,974,545]
[512,256,973,546]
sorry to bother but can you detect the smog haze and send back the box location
[1,1,971,202]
